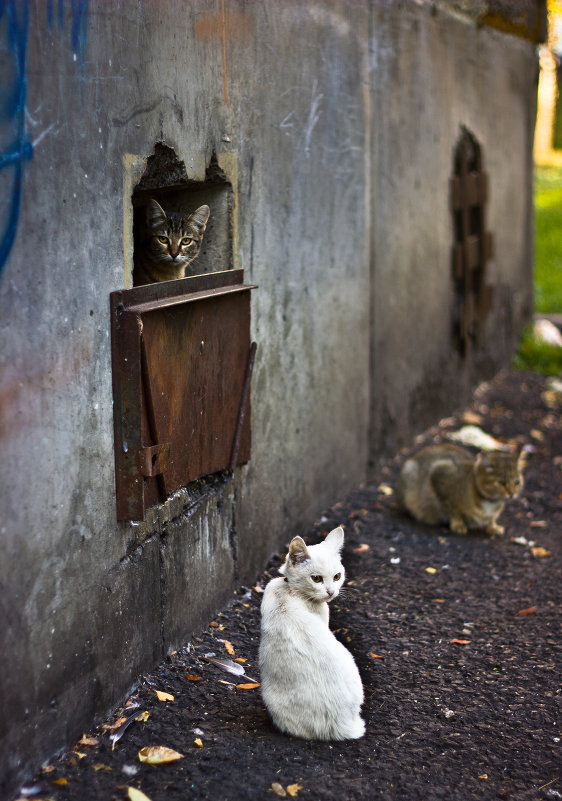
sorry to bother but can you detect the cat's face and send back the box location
[280,527,346,603]
[145,198,210,274]
[474,449,524,500]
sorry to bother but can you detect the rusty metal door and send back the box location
[111,269,257,521]
[450,129,494,354]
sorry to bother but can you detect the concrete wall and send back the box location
[0,1,537,796]
[369,3,537,460]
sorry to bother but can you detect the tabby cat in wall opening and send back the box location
[133,198,210,286]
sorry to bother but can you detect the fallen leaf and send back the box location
[209,621,219,628]
[530,429,544,441]
[153,690,174,702]
[77,734,99,748]
[138,746,184,765]
[529,520,547,528]
[287,784,303,797]
[224,641,235,656]
[368,652,384,659]
[128,787,152,801]
[461,410,483,425]
[353,544,370,552]
[194,738,203,748]
[516,606,537,616]
[92,763,113,772]
[236,682,261,690]
[53,778,68,786]
[100,716,128,732]
[135,711,150,722]
[253,584,264,594]
[185,674,202,682]
[425,567,438,574]
[450,639,471,645]
[271,783,287,797]
[448,425,507,451]
[41,765,55,774]
[531,546,551,558]
[432,599,445,603]
[478,774,489,780]
[378,483,394,496]
[234,658,248,663]
[218,679,236,685]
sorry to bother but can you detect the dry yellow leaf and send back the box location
[52,778,68,786]
[101,716,128,732]
[128,787,153,801]
[353,544,370,552]
[154,690,174,702]
[425,567,437,574]
[271,783,287,797]
[236,682,261,690]
[138,746,184,765]
[92,763,113,772]
[194,737,203,748]
[368,652,384,659]
[531,546,551,558]
[136,711,150,722]
[224,640,235,655]
[478,774,489,780]
[185,674,202,682]
[287,785,303,797]
[77,734,99,747]
[234,657,247,663]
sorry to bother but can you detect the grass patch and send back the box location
[514,325,562,375]
[534,165,562,313]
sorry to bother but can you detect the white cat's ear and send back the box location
[288,536,310,566]
[190,205,210,233]
[147,198,167,227]
[325,526,344,551]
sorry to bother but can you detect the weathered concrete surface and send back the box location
[369,3,537,460]
[0,1,537,797]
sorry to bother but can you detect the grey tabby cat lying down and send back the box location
[133,198,210,286]
[396,443,524,536]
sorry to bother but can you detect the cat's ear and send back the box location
[146,198,167,228]
[324,526,344,552]
[190,205,210,233]
[288,536,310,566]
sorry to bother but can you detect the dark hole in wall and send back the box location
[132,143,233,285]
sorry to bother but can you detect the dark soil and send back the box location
[17,371,561,801]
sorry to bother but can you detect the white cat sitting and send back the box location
[259,526,365,740]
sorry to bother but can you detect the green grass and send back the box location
[512,165,562,375]
[534,165,562,313]
[513,324,562,375]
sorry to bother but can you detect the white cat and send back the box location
[259,526,365,740]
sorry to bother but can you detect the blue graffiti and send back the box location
[0,0,89,277]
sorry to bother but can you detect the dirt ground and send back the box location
[17,370,561,801]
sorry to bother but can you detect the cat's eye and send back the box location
[333,573,341,581]
[157,236,168,244]
[181,237,193,246]
[311,575,323,583]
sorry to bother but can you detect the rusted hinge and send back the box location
[139,443,170,477]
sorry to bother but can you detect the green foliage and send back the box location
[534,165,562,314]
[513,325,562,376]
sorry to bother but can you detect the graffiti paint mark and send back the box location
[0,0,89,277]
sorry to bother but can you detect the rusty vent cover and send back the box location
[450,129,494,354]
[110,269,257,521]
